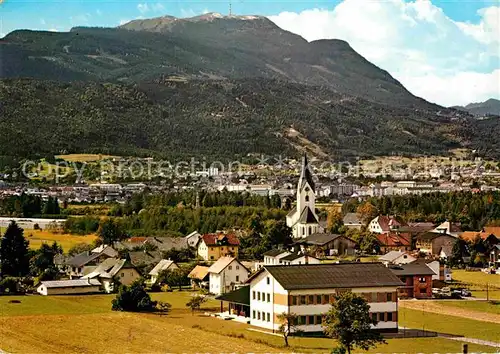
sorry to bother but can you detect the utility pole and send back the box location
[486,282,489,301]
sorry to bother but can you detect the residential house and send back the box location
[36,279,101,296]
[185,231,201,248]
[197,233,240,261]
[295,233,357,257]
[149,259,179,284]
[188,265,210,290]
[82,258,141,293]
[263,249,291,265]
[64,250,114,279]
[490,244,500,269]
[128,250,163,270]
[90,245,119,257]
[412,259,452,282]
[389,263,435,299]
[431,221,462,237]
[368,216,407,234]
[242,263,402,333]
[208,257,250,295]
[286,154,321,238]
[461,231,499,251]
[378,251,416,265]
[279,253,320,265]
[115,237,188,253]
[416,232,456,257]
[483,226,500,238]
[343,213,363,230]
[375,233,412,253]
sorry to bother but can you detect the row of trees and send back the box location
[343,191,500,230]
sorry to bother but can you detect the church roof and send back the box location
[298,206,319,224]
[299,154,315,193]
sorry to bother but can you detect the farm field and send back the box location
[398,307,500,341]
[56,154,119,162]
[24,229,97,251]
[439,300,500,315]
[0,292,496,353]
[452,269,500,300]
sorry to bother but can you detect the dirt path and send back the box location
[399,300,500,324]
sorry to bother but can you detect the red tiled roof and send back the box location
[201,233,240,246]
[484,227,500,237]
[129,237,147,243]
[377,216,406,232]
[375,232,411,247]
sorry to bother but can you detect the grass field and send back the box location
[399,307,500,341]
[452,269,500,300]
[439,300,500,315]
[0,292,496,353]
[24,229,97,251]
[56,154,118,162]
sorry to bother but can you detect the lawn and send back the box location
[24,229,97,252]
[56,154,118,162]
[0,292,495,353]
[439,300,500,315]
[452,269,500,300]
[399,307,500,341]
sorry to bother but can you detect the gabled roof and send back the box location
[461,231,498,242]
[298,154,315,193]
[40,279,101,289]
[286,205,297,218]
[65,251,103,267]
[298,206,319,224]
[254,263,403,290]
[417,231,456,242]
[200,233,240,246]
[82,258,136,279]
[375,233,411,247]
[379,250,409,262]
[280,252,318,262]
[389,263,436,276]
[128,250,163,266]
[263,249,289,257]
[208,256,248,274]
[483,226,500,237]
[343,213,362,225]
[373,216,406,232]
[149,259,178,276]
[301,233,347,246]
[188,265,210,280]
[215,285,250,306]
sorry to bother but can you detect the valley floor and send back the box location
[0,292,498,353]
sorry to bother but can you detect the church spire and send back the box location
[298,153,315,192]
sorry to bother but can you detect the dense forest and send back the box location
[0,194,62,218]
[343,191,500,230]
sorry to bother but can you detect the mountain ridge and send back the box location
[452,98,500,117]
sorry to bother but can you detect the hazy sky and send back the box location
[1,0,499,106]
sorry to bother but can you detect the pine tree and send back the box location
[0,221,30,277]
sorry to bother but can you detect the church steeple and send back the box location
[298,153,315,193]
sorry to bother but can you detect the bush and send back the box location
[111,279,168,313]
[0,277,21,295]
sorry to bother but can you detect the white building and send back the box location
[263,249,320,266]
[36,279,101,296]
[148,259,179,284]
[286,155,321,238]
[378,251,416,265]
[247,263,402,333]
[208,256,250,295]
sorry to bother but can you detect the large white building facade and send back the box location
[247,263,402,333]
[286,155,321,238]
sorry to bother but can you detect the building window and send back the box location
[379,312,386,322]
[236,265,239,269]
[252,311,255,319]
[267,277,270,285]
[371,292,378,302]
[253,291,256,300]
[387,312,393,321]
[257,292,261,301]
[267,313,270,322]
[257,312,260,320]
[305,195,309,202]
[299,316,307,325]
[300,295,306,305]
[308,295,314,305]
[316,295,322,304]
[210,247,213,251]
[419,277,426,282]
[267,293,270,302]
[121,272,124,277]
[210,256,214,260]
[308,315,315,325]
[371,313,378,322]
[236,276,239,282]
[316,315,322,325]
[387,293,393,302]
[292,296,298,306]
[323,294,329,304]
[228,266,232,270]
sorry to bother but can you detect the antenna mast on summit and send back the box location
[229,1,232,16]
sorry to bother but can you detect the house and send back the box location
[375,233,412,253]
[416,232,456,257]
[197,233,240,261]
[115,237,188,253]
[185,231,201,248]
[216,285,251,320]
[286,154,321,238]
[343,213,363,230]
[431,221,462,237]
[368,216,407,234]
[279,253,320,265]
[149,259,179,284]
[388,263,435,299]
[412,259,452,282]
[399,222,436,234]
[461,231,499,250]
[128,250,163,269]
[483,226,500,238]
[82,258,141,293]
[208,256,250,295]
[296,233,357,257]
[188,265,210,289]
[242,263,402,333]
[263,249,291,265]
[378,251,416,265]
[90,245,119,257]
[36,279,101,296]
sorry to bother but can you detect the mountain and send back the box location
[452,99,500,117]
[1,14,434,109]
[0,14,497,161]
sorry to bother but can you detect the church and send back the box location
[286,154,322,238]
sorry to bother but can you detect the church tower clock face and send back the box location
[305,187,310,192]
